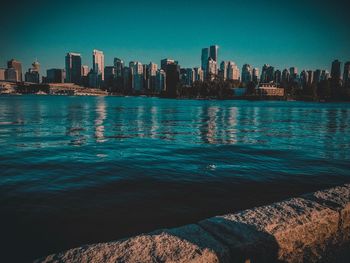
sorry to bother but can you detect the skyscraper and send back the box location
[313,69,321,84]
[93,49,105,81]
[261,64,274,83]
[81,65,89,76]
[65,52,82,84]
[131,62,143,92]
[274,70,281,84]
[7,59,22,82]
[161,58,176,71]
[227,61,239,81]
[282,69,290,83]
[46,69,65,83]
[252,68,259,83]
[114,58,124,78]
[156,69,166,93]
[241,64,253,84]
[209,45,218,61]
[289,67,298,81]
[220,61,228,80]
[165,63,180,97]
[307,70,313,86]
[104,66,115,88]
[207,58,217,80]
[201,48,209,76]
[25,60,40,83]
[343,62,350,87]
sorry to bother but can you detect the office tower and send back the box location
[161,58,176,70]
[227,61,239,81]
[343,62,350,87]
[241,64,253,84]
[320,70,329,81]
[165,63,180,97]
[5,68,18,82]
[81,65,89,76]
[219,61,228,80]
[156,69,166,93]
[209,45,218,61]
[130,62,143,92]
[194,67,204,82]
[261,64,274,83]
[274,70,281,84]
[207,58,217,80]
[282,69,290,83]
[289,67,298,81]
[300,70,308,88]
[114,58,124,78]
[252,68,259,83]
[65,52,82,84]
[307,70,313,86]
[313,69,321,84]
[331,59,341,81]
[93,49,104,80]
[0,68,5,81]
[180,68,187,85]
[148,62,158,92]
[24,60,40,83]
[185,68,195,86]
[123,67,131,92]
[104,66,115,88]
[46,69,65,83]
[201,48,209,76]
[7,59,22,82]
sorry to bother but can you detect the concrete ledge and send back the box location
[36,184,350,263]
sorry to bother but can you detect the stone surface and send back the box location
[35,224,230,263]
[35,184,350,263]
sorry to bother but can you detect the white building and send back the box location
[93,49,105,80]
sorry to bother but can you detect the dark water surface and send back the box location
[1,96,350,262]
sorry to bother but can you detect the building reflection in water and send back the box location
[94,97,107,142]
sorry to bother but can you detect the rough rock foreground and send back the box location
[36,184,350,263]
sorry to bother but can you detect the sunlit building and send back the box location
[227,61,240,81]
[7,59,22,82]
[241,64,253,84]
[93,49,104,81]
[65,53,82,84]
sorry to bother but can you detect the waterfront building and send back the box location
[123,67,131,92]
[155,69,166,93]
[300,70,308,88]
[320,70,330,81]
[148,62,158,92]
[219,61,228,80]
[114,58,124,78]
[227,61,240,81]
[274,70,281,84]
[65,52,82,84]
[185,68,195,86]
[131,62,143,92]
[282,69,290,83]
[81,65,89,76]
[25,70,40,83]
[201,48,209,77]
[331,59,341,81]
[165,63,180,97]
[161,58,176,71]
[307,70,313,86]
[46,69,65,83]
[93,49,104,81]
[313,69,321,84]
[0,68,5,81]
[209,45,218,62]
[104,66,115,88]
[241,64,253,84]
[88,69,102,88]
[261,64,274,83]
[343,62,350,87]
[289,67,298,81]
[7,59,22,82]
[194,67,204,82]
[252,68,259,83]
[5,68,18,82]
[256,83,285,96]
[207,58,217,80]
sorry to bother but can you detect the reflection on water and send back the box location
[0,96,350,262]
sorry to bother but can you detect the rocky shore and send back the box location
[36,184,350,263]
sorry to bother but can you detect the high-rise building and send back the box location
[114,58,124,78]
[165,63,180,97]
[131,62,143,92]
[282,69,290,83]
[343,62,350,87]
[161,58,176,71]
[307,70,313,86]
[93,49,104,81]
[227,61,240,81]
[104,66,115,88]
[185,68,195,86]
[5,68,18,82]
[261,64,274,83]
[81,65,89,76]
[7,59,22,82]
[46,69,65,83]
[313,69,321,84]
[25,60,40,83]
[207,58,217,80]
[148,62,158,92]
[201,48,209,77]
[209,45,218,61]
[331,59,341,81]
[300,70,308,88]
[289,67,298,81]
[252,68,259,83]
[274,70,281,84]
[241,64,253,84]
[156,69,166,93]
[194,67,204,82]
[65,52,82,84]
[220,61,228,80]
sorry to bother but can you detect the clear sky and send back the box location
[1,0,349,75]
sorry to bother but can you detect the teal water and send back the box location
[0,95,350,262]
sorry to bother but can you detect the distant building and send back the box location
[88,70,102,88]
[81,65,89,76]
[185,68,195,86]
[289,67,298,81]
[274,70,281,84]
[343,62,350,87]
[114,58,124,78]
[165,63,180,97]
[65,53,82,84]
[219,61,228,80]
[148,62,158,92]
[46,69,65,83]
[104,66,115,88]
[194,67,204,82]
[156,69,166,93]
[252,68,259,83]
[331,59,341,81]
[282,69,290,83]
[209,45,218,62]
[241,64,253,84]
[5,68,18,82]
[307,70,313,86]
[25,70,40,83]
[201,48,209,77]
[207,58,217,80]
[7,59,22,82]
[261,64,274,83]
[256,83,285,96]
[93,49,104,81]
[313,69,321,84]
[0,68,5,81]
[131,62,143,92]
[161,58,176,71]
[227,61,240,81]
[300,70,308,88]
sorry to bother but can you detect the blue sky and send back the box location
[1,0,349,75]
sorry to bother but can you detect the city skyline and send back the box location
[1,0,350,74]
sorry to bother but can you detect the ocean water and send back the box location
[0,95,349,262]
